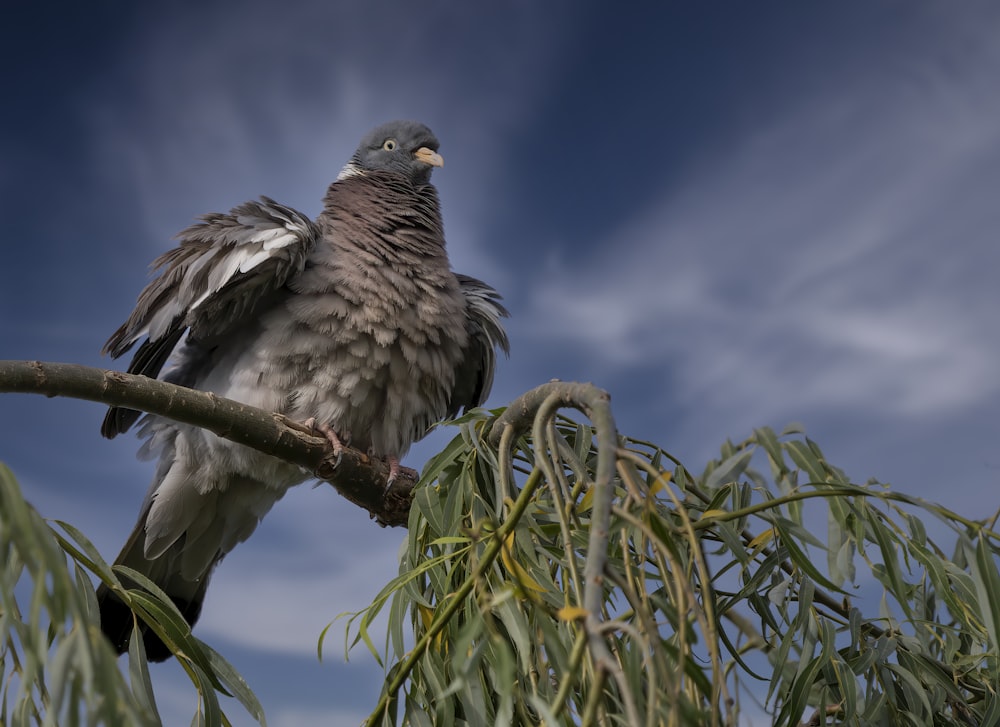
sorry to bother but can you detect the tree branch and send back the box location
[0,360,414,527]
[488,380,631,714]
[488,379,611,446]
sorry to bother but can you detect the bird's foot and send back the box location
[305,418,346,468]
[385,456,419,489]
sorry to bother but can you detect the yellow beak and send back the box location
[414,147,444,168]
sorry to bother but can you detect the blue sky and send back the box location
[3,2,1000,724]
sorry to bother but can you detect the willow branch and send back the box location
[489,380,629,713]
[0,360,414,527]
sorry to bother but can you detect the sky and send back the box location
[2,1,1000,724]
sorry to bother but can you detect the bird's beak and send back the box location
[414,147,444,168]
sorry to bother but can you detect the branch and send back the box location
[488,381,634,719]
[370,380,631,726]
[0,360,414,527]
[488,379,610,446]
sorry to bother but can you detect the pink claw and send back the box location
[306,418,346,467]
[385,456,419,488]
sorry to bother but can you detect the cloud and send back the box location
[271,705,370,727]
[83,0,579,281]
[195,486,404,657]
[527,17,1000,427]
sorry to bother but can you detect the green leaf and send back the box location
[869,514,914,620]
[971,535,1000,650]
[703,450,754,491]
[201,642,267,725]
[128,626,159,717]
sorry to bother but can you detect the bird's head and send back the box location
[343,120,444,186]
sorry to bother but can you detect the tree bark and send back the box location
[0,360,414,527]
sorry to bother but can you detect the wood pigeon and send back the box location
[96,120,509,660]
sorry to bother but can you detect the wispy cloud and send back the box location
[529,14,1000,428]
[85,0,579,280]
[195,487,403,656]
[271,705,371,727]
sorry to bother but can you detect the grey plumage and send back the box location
[97,120,508,660]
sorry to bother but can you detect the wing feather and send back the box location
[448,274,510,416]
[101,197,319,438]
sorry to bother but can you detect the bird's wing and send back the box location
[102,196,320,437]
[447,274,510,416]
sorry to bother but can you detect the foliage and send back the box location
[4,382,1000,725]
[0,464,265,727]
[340,405,1000,726]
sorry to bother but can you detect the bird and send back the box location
[95,120,509,661]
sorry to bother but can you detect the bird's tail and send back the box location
[96,469,283,662]
[96,501,217,662]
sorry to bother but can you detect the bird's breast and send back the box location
[230,252,468,458]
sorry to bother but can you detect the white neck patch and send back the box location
[336,162,364,181]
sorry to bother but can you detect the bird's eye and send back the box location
[382,139,397,151]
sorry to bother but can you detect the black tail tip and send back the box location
[97,584,203,663]
[100,406,142,439]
